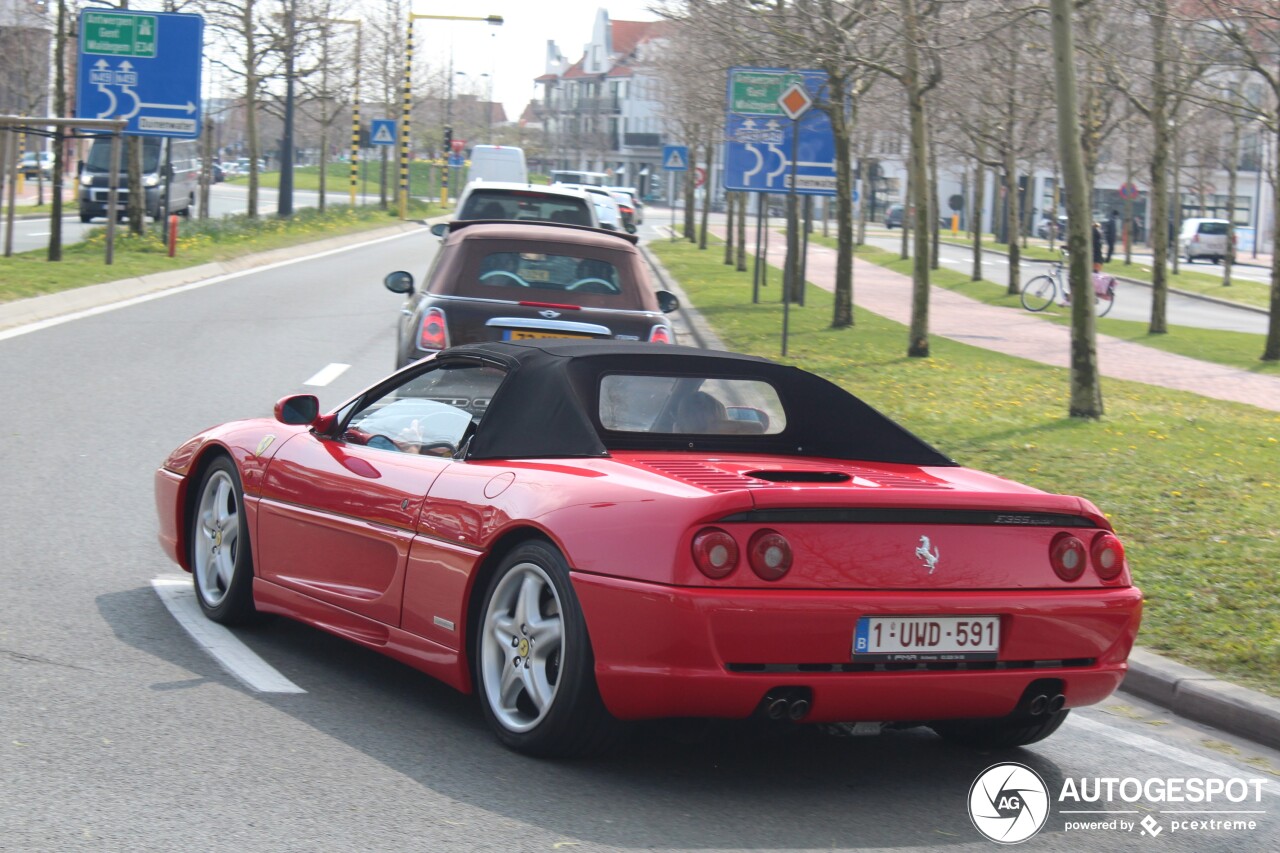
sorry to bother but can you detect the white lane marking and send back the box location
[0,228,425,342]
[151,575,305,694]
[303,362,350,387]
[1070,714,1277,799]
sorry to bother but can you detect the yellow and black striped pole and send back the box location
[398,17,414,219]
[349,26,361,207]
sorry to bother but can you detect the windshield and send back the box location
[459,190,592,226]
[84,138,161,173]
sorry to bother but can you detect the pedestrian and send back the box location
[1092,221,1105,272]
[1104,209,1119,262]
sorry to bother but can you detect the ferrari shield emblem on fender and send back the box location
[255,434,277,457]
[915,535,940,574]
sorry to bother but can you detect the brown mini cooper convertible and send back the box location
[386,221,680,368]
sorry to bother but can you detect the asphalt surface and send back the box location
[1,215,1277,851]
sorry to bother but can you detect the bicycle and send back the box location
[1019,251,1116,317]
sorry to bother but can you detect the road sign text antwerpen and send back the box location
[76,10,204,139]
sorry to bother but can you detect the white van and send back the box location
[466,145,527,185]
[1179,218,1233,264]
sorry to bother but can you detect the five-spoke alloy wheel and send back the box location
[476,541,620,757]
[190,456,257,624]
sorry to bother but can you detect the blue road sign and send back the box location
[448,153,465,168]
[77,10,203,138]
[724,67,836,196]
[662,145,689,171]
[370,119,397,146]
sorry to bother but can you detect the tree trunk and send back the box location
[1004,146,1021,296]
[1146,2,1170,334]
[903,0,931,359]
[736,191,748,271]
[831,77,855,328]
[1263,123,1280,361]
[928,115,940,270]
[972,149,985,282]
[1223,106,1240,288]
[1050,0,1103,418]
[699,140,712,250]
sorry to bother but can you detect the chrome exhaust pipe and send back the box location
[766,697,790,720]
[1028,694,1049,716]
[1047,694,1066,714]
[788,699,811,721]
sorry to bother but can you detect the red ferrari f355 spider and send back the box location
[155,341,1142,757]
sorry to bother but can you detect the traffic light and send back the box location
[443,126,453,155]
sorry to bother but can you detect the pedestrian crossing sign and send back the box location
[370,119,397,146]
[662,145,689,171]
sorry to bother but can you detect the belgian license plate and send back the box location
[503,330,592,341]
[853,616,1000,662]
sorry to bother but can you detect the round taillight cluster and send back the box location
[1050,531,1127,582]
[691,528,738,579]
[748,530,793,581]
[692,527,793,581]
[1090,532,1126,580]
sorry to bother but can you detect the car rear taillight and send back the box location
[692,528,738,579]
[1090,532,1126,580]
[1049,533,1087,582]
[747,530,792,581]
[648,325,672,344]
[418,307,448,351]
[618,204,634,215]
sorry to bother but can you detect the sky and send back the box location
[412,1,665,122]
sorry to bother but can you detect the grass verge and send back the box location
[651,237,1280,697]
[0,200,443,304]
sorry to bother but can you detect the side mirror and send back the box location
[274,394,319,426]
[430,222,448,237]
[384,271,414,294]
[656,290,680,314]
[76,160,84,176]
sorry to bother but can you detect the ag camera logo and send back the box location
[969,762,1050,844]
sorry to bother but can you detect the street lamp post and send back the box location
[399,12,503,219]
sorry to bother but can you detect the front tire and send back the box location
[190,456,257,624]
[1020,275,1056,312]
[931,709,1069,749]
[475,541,620,757]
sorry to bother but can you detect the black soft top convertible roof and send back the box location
[438,340,954,466]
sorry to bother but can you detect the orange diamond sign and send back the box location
[778,82,812,120]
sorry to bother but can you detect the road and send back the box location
[1,222,1277,850]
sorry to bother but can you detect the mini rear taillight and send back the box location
[649,324,672,344]
[747,530,792,581]
[1090,532,1125,580]
[418,307,448,351]
[1049,533,1087,582]
[692,528,738,579]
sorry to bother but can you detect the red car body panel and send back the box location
[155,342,1143,729]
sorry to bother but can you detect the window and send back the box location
[342,362,507,456]
[599,375,786,435]
[467,250,624,298]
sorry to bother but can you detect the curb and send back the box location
[1121,649,1280,751]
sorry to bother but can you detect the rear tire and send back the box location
[1096,285,1116,318]
[475,541,622,757]
[1019,275,1056,312]
[931,709,1069,749]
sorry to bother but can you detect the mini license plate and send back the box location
[853,616,1000,662]
[503,330,593,341]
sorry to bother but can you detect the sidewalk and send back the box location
[722,226,1280,413]
[660,228,1280,751]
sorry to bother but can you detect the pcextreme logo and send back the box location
[968,763,1051,844]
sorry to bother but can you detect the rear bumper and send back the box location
[572,573,1142,722]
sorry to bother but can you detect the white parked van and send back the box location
[550,169,609,187]
[1178,218,1233,264]
[466,145,528,185]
